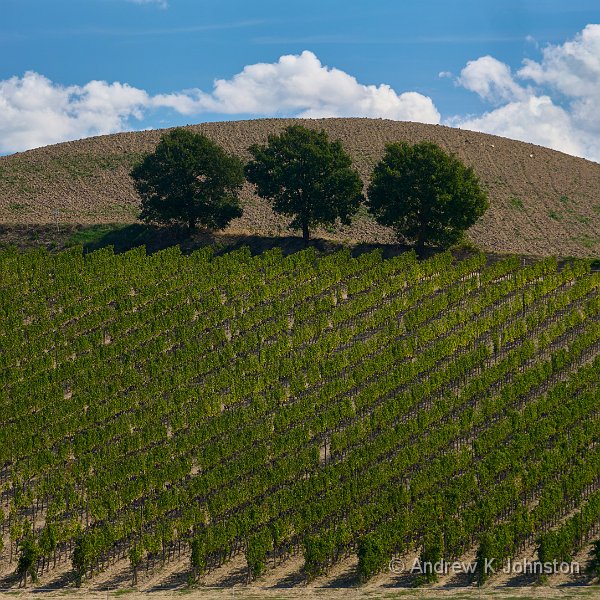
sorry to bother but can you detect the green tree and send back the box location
[245,125,364,246]
[131,128,244,233]
[367,141,488,255]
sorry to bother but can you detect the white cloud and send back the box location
[0,51,440,154]
[0,72,149,153]
[188,51,440,123]
[0,72,203,153]
[519,24,600,99]
[453,24,600,162]
[457,55,528,104]
[5,31,600,161]
[451,96,585,158]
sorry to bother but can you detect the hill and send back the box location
[0,244,599,591]
[0,118,599,257]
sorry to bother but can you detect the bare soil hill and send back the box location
[0,118,599,257]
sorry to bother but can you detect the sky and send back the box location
[2,1,600,161]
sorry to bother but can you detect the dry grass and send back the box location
[0,118,599,257]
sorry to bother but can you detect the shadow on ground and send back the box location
[0,222,425,260]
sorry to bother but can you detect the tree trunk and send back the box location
[416,231,427,258]
[302,221,310,247]
[188,216,197,233]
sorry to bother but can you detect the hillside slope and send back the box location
[1,245,599,590]
[1,118,599,257]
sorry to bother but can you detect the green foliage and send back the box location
[588,539,600,579]
[129,543,143,585]
[509,197,525,210]
[538,490,600,569]
[39,524,57,557]
[474,533,496,586]
[16,537,39,586]
[190,534,208,579]
[245,528,273,581]
[0,245,600,590]
[246,125,363,245]
[131,128,244,232]
[72,534,91,587]
[415,529,445,585]
[367,141,488,254]
[357,532,388,582]
[302,533,335,581]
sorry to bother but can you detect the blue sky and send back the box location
[2,1,600,160]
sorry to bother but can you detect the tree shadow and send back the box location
[0,222,485,265]
[63,223,412,259]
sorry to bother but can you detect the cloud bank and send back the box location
[452,24,600,161]
[0,51,439,154]
[189,51,441,122]
[2,28,600,162]
[0,72,157,153]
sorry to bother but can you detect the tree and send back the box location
[367,141,488,255]
[245,125,364,246]
[131,128,244,233]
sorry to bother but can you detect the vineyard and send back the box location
[0,244,600,590]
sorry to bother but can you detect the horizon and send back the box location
[4,116,600,167]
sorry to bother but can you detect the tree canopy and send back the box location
[245,125,363,245]
[367,141,488,254]
[131,128,244,232]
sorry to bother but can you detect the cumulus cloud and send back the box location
[0,51,440,154]
[0,72,208,153]
[457,55,529,104]
[452,96,585,158]
[189,51,440,122]
[453,24,600,162]
[0,72,150,153]
[519,24,600,98]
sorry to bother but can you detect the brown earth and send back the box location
[0,118,599,257]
